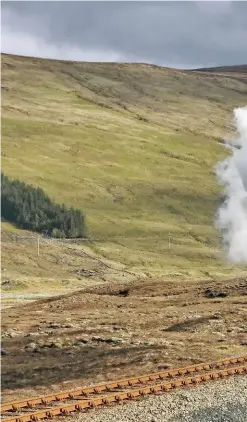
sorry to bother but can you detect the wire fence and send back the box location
[4,233,176,244]
[2,233,178,255]
[4,234,91,244]
[3,233,219,259]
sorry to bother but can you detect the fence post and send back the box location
[168,232,172,251]
[37,235,40,257]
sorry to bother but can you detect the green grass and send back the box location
[2,53,247,281]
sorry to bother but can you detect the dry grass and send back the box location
[2,278,246,400]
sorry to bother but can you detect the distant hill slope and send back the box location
[2,53,247,281]
[2,54,247,139]
[192,64,247,73]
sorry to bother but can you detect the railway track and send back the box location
[2,356,247,422]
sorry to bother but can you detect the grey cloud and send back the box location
[1,1,247,68]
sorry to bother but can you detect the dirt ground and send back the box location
[1,277,247,403]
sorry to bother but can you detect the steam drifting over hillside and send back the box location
[216,106,247,263]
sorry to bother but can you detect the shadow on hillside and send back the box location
[1,341,157,390]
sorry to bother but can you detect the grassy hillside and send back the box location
[2,53,247,283]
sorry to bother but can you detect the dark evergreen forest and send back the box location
[1,173,86,238]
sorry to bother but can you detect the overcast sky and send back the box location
[1,1,247,69]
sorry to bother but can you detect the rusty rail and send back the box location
[2,356,247,422]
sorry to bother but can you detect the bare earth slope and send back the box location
[1,54,247,285]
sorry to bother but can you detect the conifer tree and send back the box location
[1,173,86,238]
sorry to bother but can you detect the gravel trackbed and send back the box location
[68,375,247,422]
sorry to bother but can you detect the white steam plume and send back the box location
[216,106,247,264]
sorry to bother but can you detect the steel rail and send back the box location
[2,364,247,422]
[2,355,247,413]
